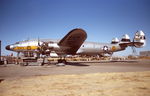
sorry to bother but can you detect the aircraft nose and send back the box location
[6,45,10,50]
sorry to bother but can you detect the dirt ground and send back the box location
[1,71,150,96]
[0,60,150,80]
[0,60,150,96]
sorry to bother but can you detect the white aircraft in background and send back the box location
[6,28,146,65]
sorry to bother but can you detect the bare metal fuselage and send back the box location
[5,29,146,58]
[7,39,124,56]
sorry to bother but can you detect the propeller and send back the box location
[37,38,50,55]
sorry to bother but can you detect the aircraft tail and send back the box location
[133,30,146,48]
[119,30,146,48]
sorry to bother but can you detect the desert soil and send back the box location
[1,71,150,96]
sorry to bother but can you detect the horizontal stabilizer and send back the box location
[119,30,146,48]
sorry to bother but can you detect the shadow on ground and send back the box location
[66,62,89,66]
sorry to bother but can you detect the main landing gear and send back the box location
[56,58,67,66]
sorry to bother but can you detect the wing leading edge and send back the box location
[58,28,87,55]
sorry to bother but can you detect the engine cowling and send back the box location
[133,30,146,48]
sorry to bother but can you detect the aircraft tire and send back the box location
[24,62,28,66]
[58,59,62,63]
[58,59,67,64]
[62,59,67,64]
[41,62,44,66]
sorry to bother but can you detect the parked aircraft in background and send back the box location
[6,28,146,65]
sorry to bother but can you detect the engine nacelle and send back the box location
[121,34,131,42]
[111,37,119,44]
[133,30,146,48]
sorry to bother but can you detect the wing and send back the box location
[58,28,87,55]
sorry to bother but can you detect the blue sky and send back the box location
[0,0,150,56]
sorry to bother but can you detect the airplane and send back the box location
[5,28,146,65]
